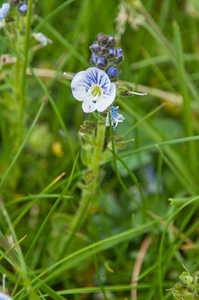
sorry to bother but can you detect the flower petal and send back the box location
[82,95,98,113]
[84,67,110,92]
[71,71,91,101]
[97,83,116,112]
[0,3,10,18]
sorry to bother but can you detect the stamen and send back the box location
[2,274,6,292]
[63,72,74,78]
[129,91,147,96]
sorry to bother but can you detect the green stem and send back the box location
[92,121,106,175]
[173,21,197,174]
[60,122,106,257]
[19,0,33,146]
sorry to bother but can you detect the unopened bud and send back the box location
[18,3,28,14]
[107,65,118,78]
[107,49,116,60]
[96,56,107,69]
[90,53,98,66]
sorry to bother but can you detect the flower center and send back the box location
[89,84,102,99]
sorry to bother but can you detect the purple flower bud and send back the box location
[18,3,27,14]
[97,33,109,46]
[115,56,124,64]
[117,48,123,57]
[96,56,107,68]
[90,53,98,65]
[90,43,100,53]
[107,36,116,48]
[10,0,20,5]
[107,65,118,78]
[99,46,109,55]
[107,49,116,59]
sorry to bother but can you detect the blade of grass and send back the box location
[35,16,89,68]
[5,194,71,206]
[0,199,40,300]
[33,0,74,33]
[28,64,76,161]
[123,102,166,137]
[0,101,45,189]
[19,0,33,146]
[25,152,79,259]
[93,252,107,300]
[15,218,161,299]
[173,20,197,173]
[135,2,199,106]
[158,196,199,299]
[156,145,195,194]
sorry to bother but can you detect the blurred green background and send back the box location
[1,0,199,299]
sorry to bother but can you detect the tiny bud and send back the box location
[114,55,124,64]
[107,49,116,59]
[107,65,118,78]
[98,46,109,55]
[90,53,98,65]
[107,36,117,48]
[18,3,28,14]
[10,0,20,5]
[97,33,109,46]
[90,43,100,53]
[116,48,123,57]
[96,56,107,68]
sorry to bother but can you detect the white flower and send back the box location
[0,3,10,29]
[0,293,13,300]
[71,67,116,113]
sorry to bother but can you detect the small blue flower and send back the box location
[0,3,10,29]
[18,3,27,14]
[71,67,116,113]
[106,106,125,130]
[32,32,52,46]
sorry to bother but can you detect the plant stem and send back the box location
[60,121,106,257]
[91,121,106,175]
[19,0,33,146]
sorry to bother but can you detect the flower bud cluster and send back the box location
[10,0,28,15]
[89,33,124,81]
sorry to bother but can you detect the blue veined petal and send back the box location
[71,71,91,101]
[85,67,110,91]
[70,67,115,113]
[97,83,116,112]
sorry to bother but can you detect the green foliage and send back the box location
[168,265,199,300]
[0,0,199,300]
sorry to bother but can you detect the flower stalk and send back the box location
[19,0,33,147]
[63,32,147,258]
[60,121,106,256]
